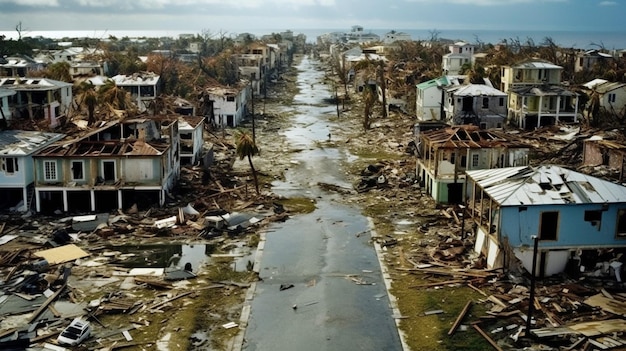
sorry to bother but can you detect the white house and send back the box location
[112,72,161,112]
[442,42,475,75]
[383,30,411,44]
[205,82,251,128]
[0,77,73,128]
[582,79,626,118]
[416,75,465,121]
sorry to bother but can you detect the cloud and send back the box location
[0,0,58,5]
[599,1,617,5]
[5,0,336,9]
[403,0,566,5]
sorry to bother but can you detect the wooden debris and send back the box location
[472,323,503,351]
[448,300,473,336]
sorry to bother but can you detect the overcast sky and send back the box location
[0,0,622,37]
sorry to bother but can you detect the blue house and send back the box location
[465,165,626,276]
[0,130,65,212]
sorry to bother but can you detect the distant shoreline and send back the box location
[2,28,625,50]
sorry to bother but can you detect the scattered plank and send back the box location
[472,324,504,351]
[448,300,473,336]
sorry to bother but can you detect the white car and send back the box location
[57,318,91,346]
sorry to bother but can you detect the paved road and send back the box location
[241,56,403,351]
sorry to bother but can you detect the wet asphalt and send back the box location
[241,56,403,351]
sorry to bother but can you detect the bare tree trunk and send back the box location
[248,155,259,195]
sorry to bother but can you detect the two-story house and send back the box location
[501,59,579,129]
[32,118,180,214]
[444,83,507,128]
[172,115,205,166]
[416,125,530,204]
[0,130,65,212]
[0,77,73,128]
[466,165,626,277]
[111,72,161,112]
[442,42,475,75]
[205,83,251,128]
[416,76,465,121]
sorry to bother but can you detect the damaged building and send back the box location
[416,125,531,204]
[465,165,626,277]
[32,118,181,214]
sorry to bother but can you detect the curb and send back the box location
[368,217,411,351]
[229,231,266,351]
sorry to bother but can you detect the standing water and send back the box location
[242,56,403,351]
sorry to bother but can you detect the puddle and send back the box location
[109,244,215,273]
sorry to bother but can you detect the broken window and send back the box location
[584,210,602,230]
[1,157,18,174]
[539,211,559,241]
[101,160,116,181]
[226,96,235,102]
[71,161,84,180]
[616,209,626,238]
[499,97,504,107]
[44,160,57,181]
[482,98,489,109]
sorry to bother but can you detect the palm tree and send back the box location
[98,79,136,117]
[76,81,98,125]
[235,131,260,195]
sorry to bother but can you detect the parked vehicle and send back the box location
[57,318,91,346]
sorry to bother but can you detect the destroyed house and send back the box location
[32,119,180,214]
[205,83,251,128]
[575,49,614,73]
[582,79,626,117]
[582,137,626,181]
[0,77,73,128]
[176,116,205,166]
[111,73,161,112]
[234,53,264,95]
[0,55,44,77]
[416,125,530,204]
[0,130,65,212]
[465,165,626,277]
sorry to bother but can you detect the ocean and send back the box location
[2,28,625,50]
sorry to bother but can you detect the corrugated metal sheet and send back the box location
[0,130,65,156]
[467,165,626,206]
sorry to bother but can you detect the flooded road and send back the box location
[242,56,403,351]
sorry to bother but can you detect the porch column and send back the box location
[90,190,96,212]
[555,96,561,124]
[118,189,123,210]
[537,95,543,128]
[574,95,579,123]
[521,96,526,129]
[35,190,41,213]
[62,190,68,212]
